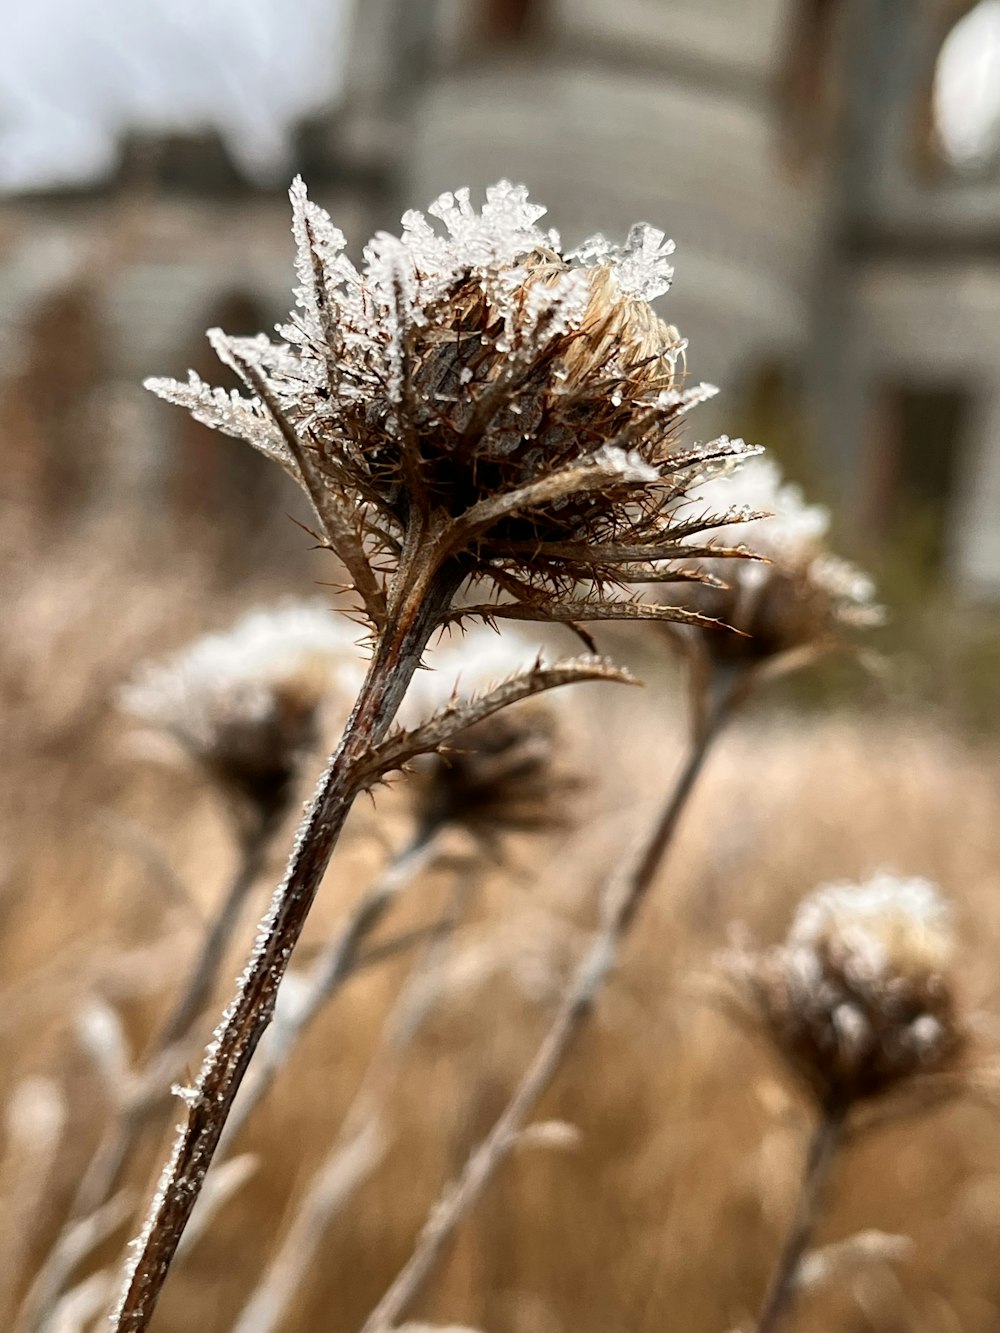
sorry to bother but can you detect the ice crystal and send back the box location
[790,873,953,977]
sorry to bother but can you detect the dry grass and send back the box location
[3,529,1000,1333]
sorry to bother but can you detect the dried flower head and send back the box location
[146,179,759,639]
[400,628,578,844]
[724,873,963,1108]
[660,457,883,663]
[120,602,364,827]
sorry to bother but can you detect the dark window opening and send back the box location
[865,382,972,579]
[479,0,545,44]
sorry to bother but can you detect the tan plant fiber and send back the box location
[4,540,1000,1333]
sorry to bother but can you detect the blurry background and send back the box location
[4,4,1000,1333]
[4,0,1000,710]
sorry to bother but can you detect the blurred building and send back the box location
[2,0,1000,596]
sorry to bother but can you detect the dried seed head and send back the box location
[399,628,577,843]
[659,458,883,662]
[724,873,963,1107]
[120,602,365,827]
[146,181,760,636]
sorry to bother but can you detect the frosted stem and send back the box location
[13,827,275,1333]
[111,571,457,1333]
[231,869,469,1333]
[213,827,443,1159]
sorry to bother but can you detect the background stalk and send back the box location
[14,816,278,1333]
[156,814,276,1051]
[755,1099,847,1333]
[359,673,743,1333]
[211,824,443,1160]
[231,873,470,1333]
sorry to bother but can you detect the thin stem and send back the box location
[231,871,471,1333]
[210,825,443,1161]
[359,681,740,1333]
[111,570,456,1333]
[755,1100,847,1333]
[14,827,275,1333]
[156,820,274,1051]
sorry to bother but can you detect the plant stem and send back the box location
[755,1100,847,1333]
[111,573,455,1333]
[359,683,738,1333]
[13,825,275,1333]
[156,819,275,1052]
[231,869,470,1333]
[210,825,443,1161]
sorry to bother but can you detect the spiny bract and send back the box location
[655,457,883,660]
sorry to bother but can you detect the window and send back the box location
[932,1,1000,173]
[865,382,973,579]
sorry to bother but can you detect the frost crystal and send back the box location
[790,873,953,977]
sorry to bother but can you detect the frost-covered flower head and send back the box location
[723,873,962,1107]
[660,457,883,662]
[398,627,578,843]
[120,602,365,826]
[146,179,759,639]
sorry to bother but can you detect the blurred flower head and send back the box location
[399,628,578,845]
[120,602,365,828]
[660,457,883,664]
[723,873,963,1108]
[147,179,759,635]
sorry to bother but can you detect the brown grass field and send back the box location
[3,524,1000,1333]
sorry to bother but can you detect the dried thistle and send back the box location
[723,872,963,1110]
[146,178,758,640]
[120,601,364,834]
[114,180,762,1331]
[723,874,964,1333]
[659,457,883,669]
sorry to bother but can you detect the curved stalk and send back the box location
[359,677,741,1333]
